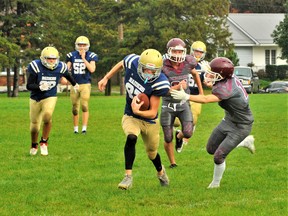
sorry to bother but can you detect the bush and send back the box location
[257,69,267,79]
[266,65,278,81]
[277,65,288,80]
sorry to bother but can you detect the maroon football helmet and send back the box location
[204,57,234,85]
[166,38,187,63]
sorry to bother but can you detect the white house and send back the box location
[227,13,287,71]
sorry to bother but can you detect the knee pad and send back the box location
[213,148,226,164]
[42,112,52,123]
[126,134,137,147]
[182,122,193,138]
[72,106,78,115]
[30,123,40,133]
[163,126,173,143]
[81,104,88,112]
[147,149,157,160]
[182,129,192,139]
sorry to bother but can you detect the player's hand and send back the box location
[179,80,187,90]
[131,95,143,114]
[199,61,211,73]
[79,49,86,60]
[39,82,50,91]
[73,83,79,93]
[98,78,108,92]
[171,85,190,101]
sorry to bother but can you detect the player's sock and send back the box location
[74,126,79,133]
[82,125,87,132]
[211,161,226,186]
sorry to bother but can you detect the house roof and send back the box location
[227,13,285,46]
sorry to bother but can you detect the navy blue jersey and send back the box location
[123,54,170,122]
[188,60,208,95]
[27,60,69,101]
[66,51,98,84]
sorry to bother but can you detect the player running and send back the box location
[161,38,203,168]
[98,49,170,190]
[66,36,98,134]
[171,57,255,188]
[26,46,78,156]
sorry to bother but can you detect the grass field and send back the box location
[0,90,287,216]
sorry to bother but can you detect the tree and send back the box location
[230,0,286,13]
[272,2,288,62]
[118,0,233,61]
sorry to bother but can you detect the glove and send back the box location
[39,82,50,91]
[73,83,79,93]
[171,86,190,101]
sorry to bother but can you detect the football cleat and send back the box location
[158,166,169,186]
[169,164,178,169]
[237,135,255,154]
[175,130,183,153]
[207,182,220,189]
[40,142,48,156]
[30,147,38,156]
[118,174,133,190]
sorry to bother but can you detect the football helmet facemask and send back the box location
[40,46,60,70]
[191,41,206,62]
[75,36,90,52]
[204,57,234,85]
[137,49,163,83]
[166,38,186,63]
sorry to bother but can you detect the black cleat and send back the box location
[175,130,183,153]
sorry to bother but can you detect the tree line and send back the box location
[0,0,287,97]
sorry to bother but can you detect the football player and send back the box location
[161,38,204,168]
[174,41,210,145]
[66,36,99,134]
[171,57,255,189]
[26,46,79,156]
[98,49,170,190]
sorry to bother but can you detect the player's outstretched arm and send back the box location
[98,60,124,92]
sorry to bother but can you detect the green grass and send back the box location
[0,91,287,216]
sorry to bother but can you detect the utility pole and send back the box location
[117,0,125,95]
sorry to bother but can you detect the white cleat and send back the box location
[237,135,255,154]
[243,135,255,154]
[40,143,48,156]
[207,182,220,189]
[30,147,38,156]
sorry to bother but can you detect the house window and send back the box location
[265,50,270,65]
[271,50,276,64]
[265,49,276,65]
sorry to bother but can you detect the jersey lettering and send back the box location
[235,78,248,99]
[73,62,86,74]
[126,82,141,99]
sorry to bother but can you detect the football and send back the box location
[137,93,150,111]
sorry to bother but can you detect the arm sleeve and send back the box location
[63,72,77,86]
[26,73,40,91]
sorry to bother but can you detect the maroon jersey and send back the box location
[162,55,197,104]
[212,75,254,124]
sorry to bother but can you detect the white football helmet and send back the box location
[191,41,206,62]
[40,46,60,70]
[75,36,90,52]
[137,49,163,83]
